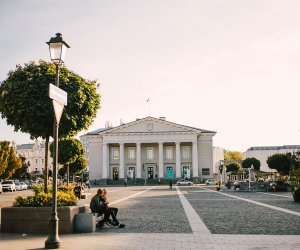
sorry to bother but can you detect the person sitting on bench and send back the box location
[90,188,111,228]
[102,188,125,228]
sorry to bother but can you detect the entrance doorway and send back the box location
[182,166,190,179]
[127,167,135,179]
[113,167,119,180]
[147,167,154,179]
[166,166,174,179]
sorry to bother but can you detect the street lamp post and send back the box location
[45,33,70,249]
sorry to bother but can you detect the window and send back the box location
[36,159,38,164]
[165,147,173,160]
[42,159,44,164]
[128,148,135,160]
[202,168,210,176]
[112,148,119,160]
[182,146,190,160]
[147,147,154,160]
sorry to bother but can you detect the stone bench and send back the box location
[74,211,103,233]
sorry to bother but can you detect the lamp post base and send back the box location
[45,214,61,249]
[45,241,61,249]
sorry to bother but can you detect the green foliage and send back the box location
[242,157,261,170]
[224,150,242,160]
[267,153,291,175]
[14,185,77,207]
[58,167,66,178]
[0,141,10,177]
[69,156,88,175]
[226,162,240,172]
[12,156,29,179]
[0,141,22,179]
[50,137,85,165]
[0,60,100,139]
[290,168,300,190]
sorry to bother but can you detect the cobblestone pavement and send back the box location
[1,185,300,249]
[185,186,300,235]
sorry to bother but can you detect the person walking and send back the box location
[169,180,172,189]
[124,179,127,187]
[158,178,161,185]
[144,179,147,186]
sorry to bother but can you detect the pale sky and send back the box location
[1,0,300,152]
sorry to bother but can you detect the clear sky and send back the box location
[1,0,300,152]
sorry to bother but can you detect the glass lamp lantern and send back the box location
[46,33,70,64]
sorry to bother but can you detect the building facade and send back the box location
[243,145,300,172]
[80,116,216,182]
[15,140,53,174]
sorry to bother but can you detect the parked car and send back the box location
[20,182,28,190]
[177,179,193,186]
[15,182,22,191]
[1,180,16,192]
[0,182,2,194]
[205,179,216,185]
[234,181,241,190]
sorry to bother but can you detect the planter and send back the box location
[292,189,300,202]
[1,205,89,234]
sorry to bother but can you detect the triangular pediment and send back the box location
[100,117,203,134]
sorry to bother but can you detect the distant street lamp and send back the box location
[45,33,70,249]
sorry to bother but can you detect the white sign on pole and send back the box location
[49,84,68,124]
[49,83,67,106]
[52,100,64,124]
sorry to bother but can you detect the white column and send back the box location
[136,143,141,178]
[192,141,199,177]
[119,143,125,178]
[176,142,181,178]
[102,143,108,178]
[159,142,164,178]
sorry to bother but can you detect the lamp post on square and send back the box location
[45,33,70,249]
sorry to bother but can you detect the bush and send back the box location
[14,185,77,207]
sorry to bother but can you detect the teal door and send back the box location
[166,166,174,179]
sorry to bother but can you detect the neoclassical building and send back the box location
[15,140,53,174]
[80,116,216,182]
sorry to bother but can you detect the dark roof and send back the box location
[247,145,300,151]
[85,128,111,135]
[17,144,34,150]
[16,142,46,150]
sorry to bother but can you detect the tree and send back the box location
[224,150,243,160]
[68,156,87,175]
[58,167,66,179]
[267,153,291,176]
[50,137,85,183]
[242,157,261,170]
[0,141,10,177]
[0,141,22,179]
[226,162,240,172]
[12,156,30,179]
[0,61,100,191]
[50,137,84,166]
